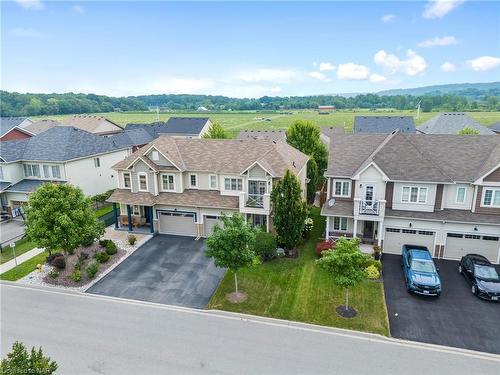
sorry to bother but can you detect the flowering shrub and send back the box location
[365,264,380,279]
[315,240,335,257]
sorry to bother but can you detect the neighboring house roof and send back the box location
[326,132,500,183]
[0,181,12,192]
[164,117,210,135]
[417,112,494,135]
[114,136,309,177]
[490,122,500,133]
[4,179,65,193]
[385,208,500,226]
[24,119,61,135]
[0,126,128,163]
[236,130,286,142]
[58,115,123,134]
[109,128,156,148]
[0,118,34,138]
[354,116,416,134]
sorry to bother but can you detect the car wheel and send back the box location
[458,264,462,274]
[471,285,477,295]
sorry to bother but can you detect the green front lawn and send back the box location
[208,207,389,336]
[95,204,113,217]
[0,237,37,265]
[0,251,49,281]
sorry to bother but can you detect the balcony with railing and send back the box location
[354,198,386,219]
[239,192,271,214]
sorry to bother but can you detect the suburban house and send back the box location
[106,135,308,237]
[417,112,494,134]
[354,116,416,134]
[236,130,287,142]
[322,131,500,263]
[490,122,500,135]
[320,126,345,145]
[0,117,34,141]
[23,119,62,135]
[52,115,123,136]
[0,126,130,211]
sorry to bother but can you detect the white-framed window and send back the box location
[23,164,41,178]
[224,177,243,191]
[455,186,466,204]
[189,173,197,188]
[333,216,348,231]
[43,165,50,178]
[333,180,350,197]
[94,157,101,168]
[41,165,61,179]
[209,174,217,189]
[138,173,148,191]
[402,186,427,203]
[482,188,500,207]
[0,165,3,180]
[162,174,175,191]
[151,150,159,161]
[123,172,131,189]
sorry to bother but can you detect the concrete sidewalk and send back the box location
[0,247,44,274]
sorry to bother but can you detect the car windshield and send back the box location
[474,265,500,280]
[411,260,436,273]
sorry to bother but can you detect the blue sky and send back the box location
[2,0,500,97]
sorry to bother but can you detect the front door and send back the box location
[363,221,374,240]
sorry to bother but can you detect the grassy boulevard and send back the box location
[208,207,389,336]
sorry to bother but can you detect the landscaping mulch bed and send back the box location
[43,241,126,288]
[336,305,357,318]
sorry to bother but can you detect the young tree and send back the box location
[271,170,308,252]
[316,237,368,316]
[202,122,231,139]
[25,183,105,255]
[458,127,480,135]
[1,341,58,375]
[286,120,328,201]
[205,214,258,299]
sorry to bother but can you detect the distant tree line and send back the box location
[1,90,498,117]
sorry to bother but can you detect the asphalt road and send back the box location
[1,283,499,375]
[383,254,500,354]
[87,235,225,308]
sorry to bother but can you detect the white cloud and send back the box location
[337,63,370,80]
[15,0,44,11]
[417,36,458,47]
[236,68,299,83]
[11,27,46,38]
[374,49,427,76]
[440,62,456,72]
[381,14,396,23]
[319,62,336,71]
[467,56,500,71]
[149,77,215,94]
[72,5,85,14]
[369,74,387,83]
[307,72,327,81]
[422,0,465,19]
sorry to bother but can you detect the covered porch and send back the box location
[111,203,155,234]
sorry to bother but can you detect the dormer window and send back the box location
[151,150,159,161]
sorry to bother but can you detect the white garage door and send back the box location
[203,215,223,237]
[383,228,436,255]
[158,211,197,237]
[445,233,500,263]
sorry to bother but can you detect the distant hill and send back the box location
[378,82,500,97]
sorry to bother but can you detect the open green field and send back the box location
[33,110,499,134]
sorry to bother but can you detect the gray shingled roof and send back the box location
[110,128,155,148]
[164,117,210,135]
[490,122,500,133]
[385,208,500,226]
[237,130,286,141]
[418,113,494,134]
[0,126,128,162]
[354,116,416,134]
[0,117,31,137]
[4,179,65,193]
[0,181,12,191]
[326,133,500,183]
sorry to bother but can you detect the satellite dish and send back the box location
[327,198,336,207]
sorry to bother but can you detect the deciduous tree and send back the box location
[202,122,231,139]
[0,341,58,375]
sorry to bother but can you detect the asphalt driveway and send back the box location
[382,254,500,354]
[87,235,225,308]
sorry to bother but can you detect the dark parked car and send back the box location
[401,245,442,296]
[458,254,500,301]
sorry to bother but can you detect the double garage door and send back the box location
[445,233,499,263]
[158,211,197,237]
[383,228,435,255]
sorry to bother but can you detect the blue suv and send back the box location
[401,245,441,297]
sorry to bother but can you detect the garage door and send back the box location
[445,233,500,263]
[158,212,197,237]
[203,215,223,237]
[383,228,435,255]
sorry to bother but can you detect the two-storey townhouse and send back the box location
[322,131,500,263]
[0,126,131,211]
[106,135,308,237]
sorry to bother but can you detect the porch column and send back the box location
[266,215,270,233]
[353,218,358,238]
[149,206,154,233]
[325,216,330,240]
[113,203,119,229]
[126,204,133,232]
[378,221,383,247]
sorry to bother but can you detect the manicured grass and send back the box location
[208,207,390,336]
[95,204,113,217]
[0,251,49,281]
[0,237,36,265]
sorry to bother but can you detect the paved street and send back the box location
[87,235,224,308]
[1,283,499,375]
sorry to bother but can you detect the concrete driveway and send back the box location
[382,254,500,354]
[0,220,26,246]
[86,235,225,308]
